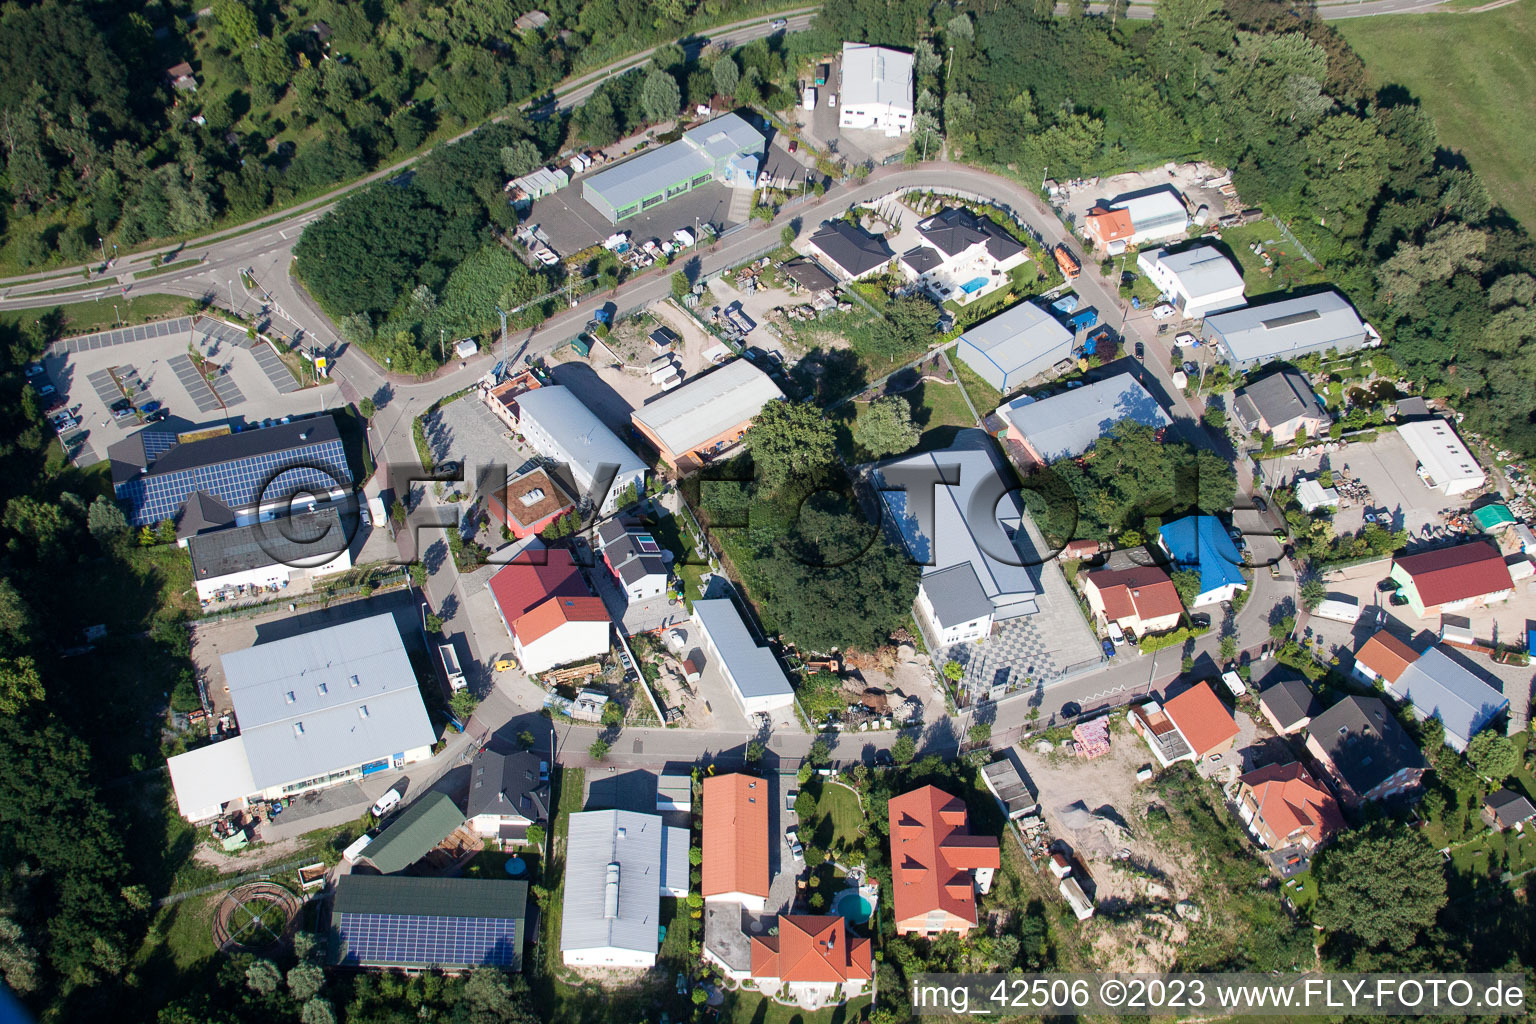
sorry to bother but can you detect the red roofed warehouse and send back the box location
[749,915,871,1006]
[702,774,769,911]
[1389,541,1513,618]
[1081,564,1184,638]
[487,550,610,673]
[1235,762,1344,851]
[888,786,1000,936]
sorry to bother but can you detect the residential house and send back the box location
[997,373,1170,467]
[1233,368,1329,443]
[356,792,467,875]
[165,614,435,822]
[1235,762,1344,851]
[953,301,1074,395]
[1257,673,1321,735]
[507,385,647,514]
[1484,790,1536,831]
[749,915,872,1006]
[837,43,914,135]
[1080,563,1183,637]
[594,519,671,605]
[702,774,770,912]
[690,598,795,715]
[1387,645,1508,753]
[1390,541,1513,618]
[630,358,784,473]
[166,62,198,91]
[466,750,550,845]
[1351,630,1418,688]
[873,434,1040,652]
[328,875,527,971]
[488,467,575,539]
[1135,245,1246,319]
[1082,188,1188,252]
[897,207,1029,306]
[1202,291,1374,370]
[888,786,1000,936]
[487,550,611,674]
[805,220,895,281]
[1397,419,1486,496]
[1131,682,1237,767]
[560,810,689,967]
[1158,515,1248,607]
[1305,696,1426,805]
[187,507,351,603]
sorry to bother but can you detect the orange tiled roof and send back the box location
[702,773,770,901]
[888,785,1000,930]
[1354,630,1418,685]
[1085,565,1183,623]
[1086,207,1134,243]
[750,915,872,983]
[1240,762,1344,847]
[1163,681,1239,757]
[513,595,608,645]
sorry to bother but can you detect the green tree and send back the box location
[1314,820,1446,955]
[1170,570,1202,608]
[780,223,798,247]
[300,1000,337,1024]
[601,698,624,727]
[425,612,444,634]
[358,397,376,419]
[1219,634,1237,662]
[795,790,817,820]
[86,496,128,545]
[942,661,964,683]
[891,733,917,765]
[807,738,832,768]
[711,56,739,100]
[1299,578,1328,612]
[287,962,324,1002]
[968,722,992,746]
[589,738,610,761]
[671,270,690,300]
[245,958,281,995]
[746,739,765,764]
[526,824,546,849]
[450,689,479,720]
[213,0,260,51]
[853,396,920,457]
[744,400,836,491]
[1203,406,1226,430]
[1466,731,1517,782]
[0,657,43,716]
[640,70,681,125]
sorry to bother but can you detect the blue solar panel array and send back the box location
[336,912,521,967]
[117,437,349,526]
[141,431,179,462]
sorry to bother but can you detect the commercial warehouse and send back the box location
[630,358,783,472]
[581,114,765,224]
[953,301,1074,394]
[1202,291,1374,369]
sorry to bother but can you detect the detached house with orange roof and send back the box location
[1351,630,1418,688]
[1130,681,1239,767]
[702,774,770,912]
[1081,563,1184,638]
[749,915,871,1007]
[1235,762,1344,852]
[888,786,1000,936]
[487,550,610,673]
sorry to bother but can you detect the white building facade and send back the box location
[838,43,914,135]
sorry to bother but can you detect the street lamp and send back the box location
[113,303,120,327]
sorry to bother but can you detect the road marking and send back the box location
[280,230,289,240]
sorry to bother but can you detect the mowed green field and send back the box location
[1337,0,1536,231]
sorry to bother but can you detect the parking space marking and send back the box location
[248,343,302,394]
[49,317,193,357]
[166,353,224,413]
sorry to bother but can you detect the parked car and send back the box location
[34,382,55,398]
[1183,361,1199,375]
[145,408,169,422]
[1151,303,1176,320]
[1190,612,1211,629]
[1175,331,1198,346]
[1134,341,1144,360]
[1107,621,1126,646]
[787,139,798,154]
[771,17,788,29]
[1100,638,1116,659]
[1252,496,1268,513]
[359,504,371,527]
[1060,702,1082,718]
[138,400,161,415]
[25,364,44,378]
[1376,579,1397,593]
[370,789,402,819]
[827,92,836,107]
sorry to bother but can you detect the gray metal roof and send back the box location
[956,301,1073,380]
[691,598,794,703]
[919,564,993,629]
[561,810,684,959]
[1204,291,1367,366]
[515,385,647,489]
[999,373,1170,462]
[1392,646,1508,751]
[223,613,435,790]
[809,220,894,277]
[188,507,347,581]
[1146,245,1243,299]
[334,873,528,920]
[1258,674,1320,729]
[632,358,783,456]
[782,259,838,293]
[582,113,763,212]
[874,431,1039,621]
[840,43,914,112]
[1233,368,1321,431]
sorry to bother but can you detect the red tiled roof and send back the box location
[1085,565,1183,623]
[1394,541,1513,608]
[1163,682,1239,757]
[1240,762,1344,847]
[1085,207,1134,243]
[1353,631,1418,685]
[702,774,769,901]
[750,915,872,983]
[513,595,607,645]
[488,550,588,625]
[888,786,999,931]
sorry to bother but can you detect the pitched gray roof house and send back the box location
[807,220,895,279]
[916,206,1025,262]
[900,245,943,275]
[998,372,1170,464]
[561,809,689,966]
[1258,673,1321,733]
[1389,646,1508,752]
[1203,290,1371,369]
[467,750,550,825]
[1233,368,1324,434]
[176,490,237,539]
[1309,695,1426,798]
[954,301,1075,394]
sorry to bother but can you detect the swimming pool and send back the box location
[833,889,873,925]
[504,857,527,877]
[961,276,989,294]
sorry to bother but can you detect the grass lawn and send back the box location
[1210,221,1327,297]
[947,343,1003,412]
[808,780,865,855]
[718,991,871,1023]
[1338,3,1536,232]
[647,511,710,610]
[0,293,194,336]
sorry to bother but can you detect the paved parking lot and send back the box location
[527,180,743,257]
[789,55,910,168]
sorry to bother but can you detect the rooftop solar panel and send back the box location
[120,437,348,525]
[335,912,521,968]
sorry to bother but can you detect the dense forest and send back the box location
[0,0,791,271]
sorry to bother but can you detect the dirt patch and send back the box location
[192,835,307,873]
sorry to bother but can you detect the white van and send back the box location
[1220,670,1248,697]
[1107,621,1126,646]
[651,363,678,385]
[370,789,402,819]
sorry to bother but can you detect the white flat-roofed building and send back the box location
[580,113,764,223]
[513,385,647,514]
[691,598,795,715]
[630,359,784,473]
[954,301,1074,395]
[165,613,436,821]
[1136,245,1246,319]
[187,507,352,603]
[997,373,1169,466]
[1397,419,1486,496]
[838,43,914,135]
[1203,291,1374,369]
[561,809,690,968]
[1105,188,1189,247]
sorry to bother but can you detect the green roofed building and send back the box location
[1472,504,1516,532]
[581,113,764,223]
[329,874,528,970]
[357,791,465,875]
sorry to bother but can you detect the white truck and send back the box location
[439,642,467,691]
[367,495,386,530]
[802,87,817,111]
[1312,595,1361,624]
